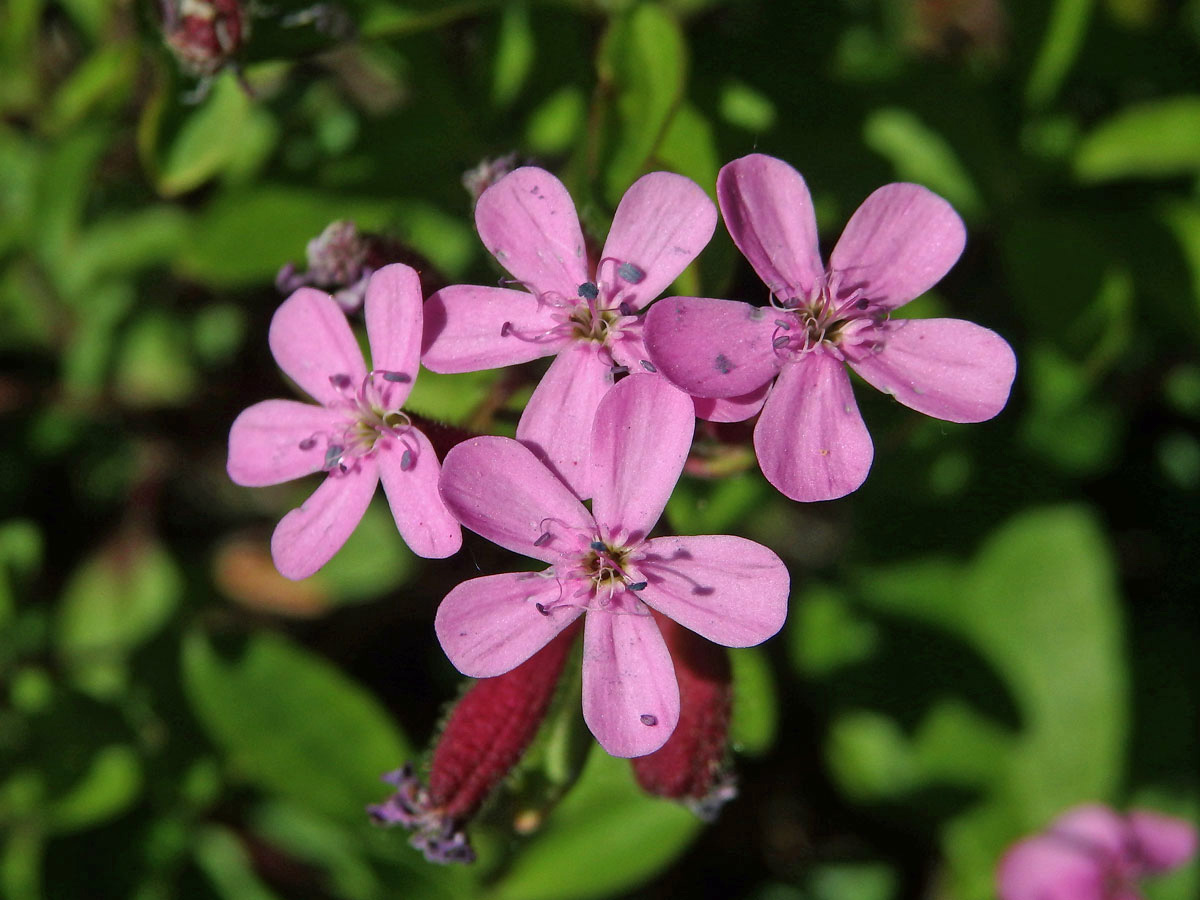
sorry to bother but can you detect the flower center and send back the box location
[768,276,881,361]
[299,370,418,473]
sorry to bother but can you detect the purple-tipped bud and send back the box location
[631,614,735,822]
[370,623,581,863]
[161,0,250,79]
[462,153,519,204]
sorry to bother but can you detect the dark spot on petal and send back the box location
[714,354,732,374]
[640,714,658,726]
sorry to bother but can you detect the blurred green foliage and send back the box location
[1,0,1197,898]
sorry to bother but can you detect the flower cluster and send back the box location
[229,154,1020,860]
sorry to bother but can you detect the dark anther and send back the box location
[325,445,344,468]
[590,540,607,552]
[639,714,658,726]
[618,301,636,317]
[855,298,870,310]
[639,360,657,373]
[775,319,792,329]
[773,335,791,349]
[578,282,599,300]
[383,371,411,383]
[628,581,647,591]
[533,532,553,547]
[610,365,630,377]
[618,262,645,284]
[299,437,317,451]
[535,602,550,616]
[500,321,512,337]
[329,373,353,390]
[400,449,414,471]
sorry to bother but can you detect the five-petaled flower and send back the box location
[644,153,1016,502]
[997,803,1198,900]
[227,264,461,579]
[433,375,789,757]
[422,166,717,498]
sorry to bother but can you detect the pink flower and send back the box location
[433,375,789,757]
[227,264,462,578]
[998,804,1198,900]
[644,153,1017,502]
[422,166,717,497]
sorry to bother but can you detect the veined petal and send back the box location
[717,154,824,300]
[638,535,788,647]
[755,354,873,501]
[475,167,588,296]
[516,343,615,499]
[693,383,770,422]
[376,428,461,559]
[422,285,567,373]
[1128,809,1199,874]
[364,264,423,402]
[269,288,367,407]
[270,462,379,580]
[227,399,344,487]
[600,172,717,311]
[591,376,694,544]
[582,610,679,758]
[844,318,1016,423]
[435,572,584,678]
[829,183,965,311]
[643,296,782,398]
[439,436,594,563]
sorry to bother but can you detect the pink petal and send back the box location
[693,383,770,423]
[376,428,461,559]
[270,462,379,579]
[637,535,788,646]
[438,436,595,563]
[582,609,680,757]
[600,172,717,311]
[590,376,694,544]
[268,288,367,407]
[997,834,1107,900]
[716,154,824,300]
[829,183,965,311]
[227,399,344,487]
[422,285,568,373]
[364,264,423,403]
[643,296,782,398]
[844,318,1016,423]
[434,572,584,677]
[1128,809,1199,874]
[475,167,589,297]
[754,353,873,502]
[516,343,615,499]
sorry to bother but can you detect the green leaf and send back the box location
[729,646,777,756]
[717,80,776,133]
[863,108,982,219]
[250,800,382,900]
[193,826,283,900]
[486,749,702,900]
[0,520,41,625]
[788,582,880,677]
[65,206,190,296]
[492,3,534,108]
[49,744,142,833]
[1075,96,1200,182]
[112,311,199,408]
[597,3,687,204]
[181,630,411,822]
[316,500,416,602]
[1026,0,1095,109]
[525,86,587,156]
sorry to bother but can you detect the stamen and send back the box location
[329,373,354,391]
[618,301,636,317]
[400,448,414,471]
[590,540,607,552]
[773,335,791,349]
[855,299,870,310]
[500,321,512,337]
[324,445,344,469]
[298,437,317,451]
[382,371,411,383]
[534,602,550,616]
[533,532,553,548]
[578,282,599,300]
[610,364,630,377]
[628,581,647,591]
[617,262,644,284]
[639,360,657,373]
[639,714,658,726]
[775,319,792,329]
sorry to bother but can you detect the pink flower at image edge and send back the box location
[432,375,789,757]
[227,264,461,578]
[422,166,717,498]
[998,804,1198,900]
[644,153,1017,502]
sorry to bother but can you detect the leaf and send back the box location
[48,744,142,834]
[597,3,687,205]
[492,3,534,108]
[0,520,41,624]
[112,311,199,408]
[181,630,411,822]
[192,826,283,900]
[486,749,702,900]
[1026,0,1095,109]
[729,646,777,757]
[1075,96,1200,182]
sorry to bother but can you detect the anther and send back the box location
[589,540,607,552]
[855,298,870,310]
[618,301,636,317]
[400,449,414,471]
[775,319,791,329]
[628,581,647,591]
[610,364,630,377]
[500,321,512,337]
[639,360,657,373]
[618,262,644,284]
[639,714,658,726]
[298,437,317,451]
[533,532,553,548]
[329,373,353,391]
[535,602,550,616]
[324,445,344,468]
[773,335,791,349]
[382,371,411,383]
[578,282,599,300]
